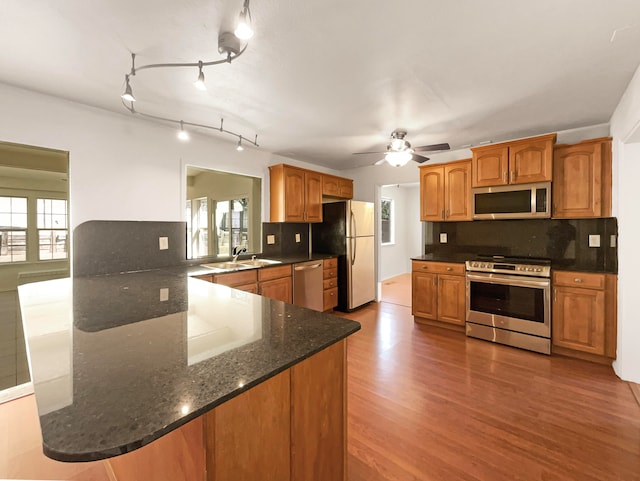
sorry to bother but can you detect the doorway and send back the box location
[0,142,69,402]
[378,183,421,307]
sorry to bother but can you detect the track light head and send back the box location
[178,121,189,141]
[234,0,254,40]
[194,62,206,91]
[236,138,244,151]
[121,76,136,102]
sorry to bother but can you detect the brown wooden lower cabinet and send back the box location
[552,271,617,362]
[411,261,465,329]
[106,340,347,481]
[198,265,293,303]
[323,258,338,311]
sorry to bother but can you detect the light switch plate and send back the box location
[159,237,169,250]
[295,233,301,243]
[440,233,448,243]
[588,234,601,248]
[160,288,169,302]
[267,234,276,245]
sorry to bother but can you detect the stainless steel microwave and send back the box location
[472,182,551,220]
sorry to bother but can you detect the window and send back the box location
[215,198,249,257]
[0,196,28,263]
[189,198,209,258]
[381,198,394,245]
[37,198,68,260]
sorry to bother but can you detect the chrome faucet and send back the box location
[232,245,247,262]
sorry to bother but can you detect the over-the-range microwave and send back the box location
[472,182,551,220]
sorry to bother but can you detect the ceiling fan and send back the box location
[354,130,450,167]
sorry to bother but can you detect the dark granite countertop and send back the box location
[18,267,360,462]
[411,254,472,264]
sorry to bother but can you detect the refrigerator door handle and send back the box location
[294,263,322,271]
[351,236,356,266]
[350,209,356,238]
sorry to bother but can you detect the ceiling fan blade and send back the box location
[374,158,387,166]
[413,143,451,153]
[412,154,431,163]
[353,150,388,155]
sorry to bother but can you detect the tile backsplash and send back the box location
[425,217,618,273]
[261,222,310,258]
[73,220,187,277]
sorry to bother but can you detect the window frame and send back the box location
[381,197,395,246]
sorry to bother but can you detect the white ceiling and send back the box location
[1,0,640,170]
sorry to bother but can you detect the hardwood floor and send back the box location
[381,273,411,307]
[1,300,638,480]
[338,301,640,481]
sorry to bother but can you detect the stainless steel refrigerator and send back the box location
[312,200,375,311]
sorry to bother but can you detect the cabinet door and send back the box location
[553,142,602,218]
[305,171,323,222]
[411,271,438,320]
[323,287,338,311]
[420,166,445,221]
[444,161,472,221]
[437,275,466,326]
[552,286,605,355]
[509,138,553,184]
[322,175,341,197]
[471,146,509,187]
[283,167,306,222]
[338,178,353,199]
[260,277,292,303]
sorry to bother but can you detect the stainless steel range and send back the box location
[465,255,551,355]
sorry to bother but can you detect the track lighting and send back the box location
[194,61,206,91]
[234,0,254,40]
[119,2,258,148]
[121,75,136,102]
[178,121,189,141]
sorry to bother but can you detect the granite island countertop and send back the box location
[18,267,360,462]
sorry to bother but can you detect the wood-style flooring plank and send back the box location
[336,301,640,481]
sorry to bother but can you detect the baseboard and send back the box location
[630,382,640,408]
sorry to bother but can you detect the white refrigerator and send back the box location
[311,200,375,311]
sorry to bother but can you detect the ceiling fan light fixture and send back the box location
[194,62,206,91]
[234,0,254,40]
[385,151,412,167]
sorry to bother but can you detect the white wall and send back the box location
[0,82,340,231]
[379,184,421,280]
[610,64,640,383]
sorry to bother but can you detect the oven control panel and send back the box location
[465,260,550,278]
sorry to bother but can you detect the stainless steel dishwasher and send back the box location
[292,260,324,311]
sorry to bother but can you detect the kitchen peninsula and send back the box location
[18,267,360,481]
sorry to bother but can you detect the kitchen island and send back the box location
[18,268,360,481]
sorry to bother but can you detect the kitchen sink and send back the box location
[237,259,282,267]
[200,262,255,271]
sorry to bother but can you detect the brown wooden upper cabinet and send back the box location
[269,164,323,222]
[322,174,353,199]
[552,137,612,218]
[471,134,556,187]
[420,160,472,222]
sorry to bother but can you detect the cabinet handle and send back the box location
[574,278,583,283]
[441,209,445,219]
[422,265,428,270]
[446,267,452,271]
[445,210,449,218]
[510,171,515,182]
[503,171,508,182]
[433,277,437,286]
[330,292,335,296]
[554,288,556,302]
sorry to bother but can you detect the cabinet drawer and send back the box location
[323,257,338,269]
[323,268,338,279]
[194,274,213,282]
[323,278,338,290]
[236,283,258,294]
[411,261,464,276]
[213,270,258,287]
[258,265,292,282]
[553,271,605,290]
[323,287,338,311]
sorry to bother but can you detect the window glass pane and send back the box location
[0,213,10,227]
[0,230,26,263]
[37,198,68,230]
[13,197,27,213]
[51,199,67,214]
[0,197,10,211]
[39,229,68,261]
[13,213,27,228]
[381,198,392,244]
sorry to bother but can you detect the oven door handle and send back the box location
[466,272,550,289]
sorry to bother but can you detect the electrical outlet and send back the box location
[267,234,276,245]
[159,237,169,250]
[610,235,617,248]
[295,233,301,243]
[588,234,600,248]
[159,288,169,302]
[440,233,448,243]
